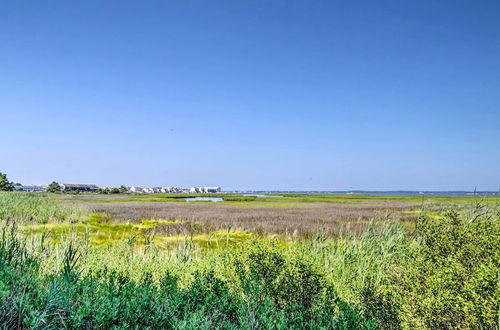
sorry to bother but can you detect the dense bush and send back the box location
[397,209,499,329]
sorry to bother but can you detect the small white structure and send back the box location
[128,186,143,193]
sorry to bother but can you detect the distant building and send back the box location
[128,186,143,193]
[205,186,221,193]
[160,187,179,193]
[126,186,220,194]
[189,186,221,193]
[60,184,99,192]
[14,185,47,192]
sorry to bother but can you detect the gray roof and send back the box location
[62,184,99,188]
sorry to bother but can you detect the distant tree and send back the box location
[47,181,62,193]
[97,188,109,194]
[119,185,128,193]
[109,187,121,194]
[0,172,14,191]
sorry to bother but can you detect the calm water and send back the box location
[185,197,223,202]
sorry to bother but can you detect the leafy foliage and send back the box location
[0,172,13,191]
[47,181,61,193]
[98,186,125,194]
[397,209,500,329]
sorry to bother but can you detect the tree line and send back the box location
[0,172,62,193]
[1,172,127,194]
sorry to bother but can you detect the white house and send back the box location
[128,186,143,193]
[205,186,221,193]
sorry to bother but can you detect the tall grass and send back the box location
[0,225,375,328]
[0,193,498,328]
[0,192,87,224]
[84,199,418,239]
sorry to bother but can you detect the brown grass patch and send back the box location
[81,201,419,238]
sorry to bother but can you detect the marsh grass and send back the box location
[84,200,419,239]
[56,192,500,206]
[0,220,377,328]
[0,192,87,224]
[2,207,498,328]
[1,192,498,328]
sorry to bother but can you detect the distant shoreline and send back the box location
[228,191,499,197]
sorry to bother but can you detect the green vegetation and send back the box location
[58,191,500,207]
[20,213,253,249]
[98,185,128,194]
[0,192,87,224]
[0,192,498,328]
[0,172,14,191]
[398,209,499,328]
[47,181,62,193]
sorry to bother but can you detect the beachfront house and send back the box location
[205,186,221,193]
[60,184,99,192]
[14,185,47,192]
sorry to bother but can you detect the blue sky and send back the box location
[1,1,499,190]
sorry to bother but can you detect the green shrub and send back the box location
[235,242,331,314]
[398,209,500,328]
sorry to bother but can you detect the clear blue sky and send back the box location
[1,1,499,191]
